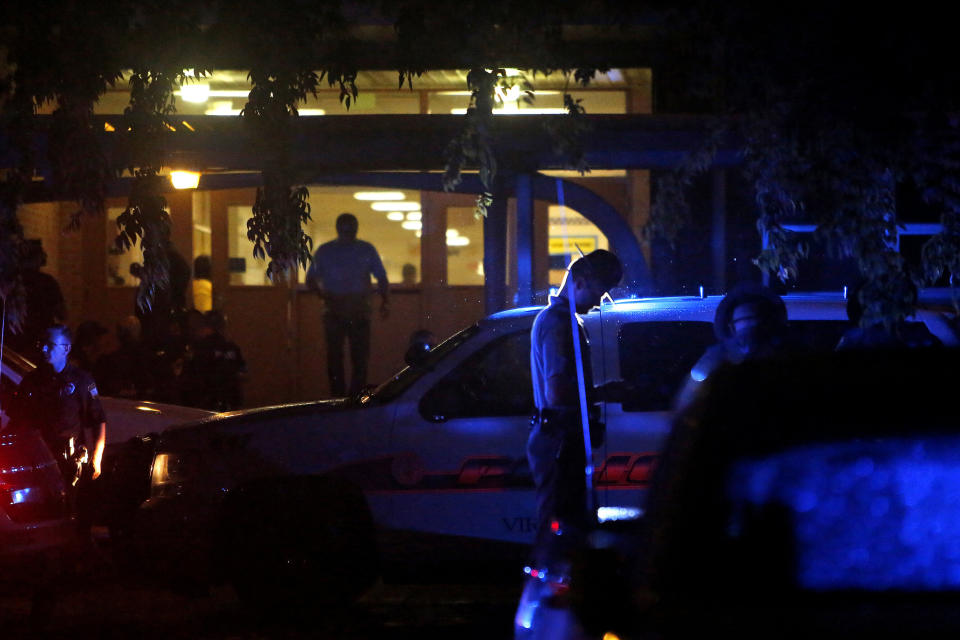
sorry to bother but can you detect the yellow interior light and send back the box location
[103,122,116,132]
[181,120,195,132]
[601,633,621,640]
[401,220,422,231]
[371,201,419,211]
[164,122,177,132]
[170,171,201,190]
[354,191,406,201]
[179,84,210,103]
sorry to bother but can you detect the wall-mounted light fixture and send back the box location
[170,171,201,190]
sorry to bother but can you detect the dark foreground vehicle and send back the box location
[527,347,960,639]
[0,431,73,586]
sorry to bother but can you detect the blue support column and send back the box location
[515,173,534,306]
[484,193,508,315]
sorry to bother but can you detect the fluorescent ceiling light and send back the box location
[180,84,210,103]
[298,109,325,116]
[405,212,422,221]
[446,228,459,238]
[447,235,470,246]
[355,191,405,201]
[176,88,250,101]
[170,171,201,190]
[205,101,240,116]
[386,212,405,221]
[450,107,569,115]
[371,201,419,211]
[401,220,422,231]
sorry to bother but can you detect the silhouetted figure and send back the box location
[134,241,191,351]
[193,310,246,411]
[836,280,942,350]
[306,213,390,397]
[404,329,436,367]
[676,284,789,409]
[177,309,209,408]
[528,249,623,567]
[96,316,154,399]
[401,262,418,286]
[71,320,110,374]
[692,283,789,381]
[192,254,213,312]
[10,240,66,360]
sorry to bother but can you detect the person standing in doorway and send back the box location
[307,213,390,397]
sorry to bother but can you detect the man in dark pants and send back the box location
[8,324,107,625]
[527,249,622,567]
[307,213,390,397]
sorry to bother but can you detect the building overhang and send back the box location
[9,113,741,202]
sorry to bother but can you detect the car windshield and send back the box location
[361,324,482,405]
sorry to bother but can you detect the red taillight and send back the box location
[0,431,68,522]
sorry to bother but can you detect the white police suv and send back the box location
[127,292,958,607]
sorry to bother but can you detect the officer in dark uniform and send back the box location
[528,249,623,567]
[8,324,107,532]
[193,310,247,410]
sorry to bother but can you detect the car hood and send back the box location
[160,397,353,436]
[154,397,374,477]
[102,397,217,444]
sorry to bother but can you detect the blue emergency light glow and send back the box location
[11,488,31,504]
[726,435,960,591]
[596,506,643,523]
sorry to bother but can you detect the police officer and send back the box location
[528,249,623,567]
[9,324,106,530]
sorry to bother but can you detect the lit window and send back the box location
[299,186,421,286]
[446,207,484,286]
[228,205,268,285]
[547,205,609,287]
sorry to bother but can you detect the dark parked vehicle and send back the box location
[0,430,73,585]
[523,347,960,639]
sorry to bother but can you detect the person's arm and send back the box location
[90,422,106,479]
[544,373,580,408]
[83,378,107,478]
[370,247,390,319]
[305,249,323,295]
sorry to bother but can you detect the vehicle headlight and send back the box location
[150,452,196,498]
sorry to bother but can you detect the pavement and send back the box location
[0,531,521,639]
